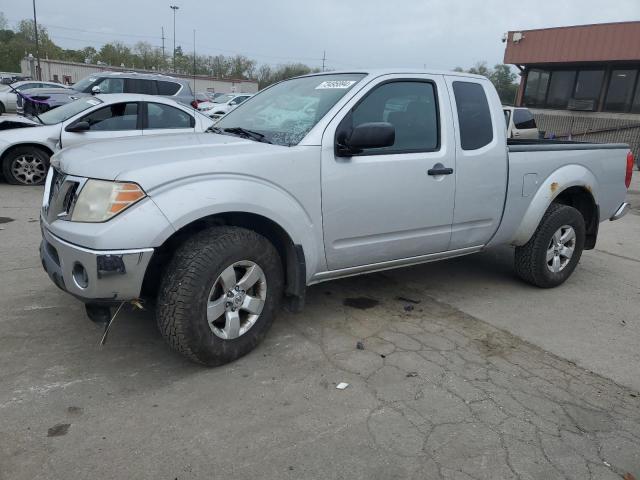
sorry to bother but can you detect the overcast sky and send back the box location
[1,0,639,71]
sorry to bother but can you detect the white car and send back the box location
[0,81,70,115]
[503,106,539,139]
[198,93,254,119]
[0,94,214,185]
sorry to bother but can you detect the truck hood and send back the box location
[52,132,290,190]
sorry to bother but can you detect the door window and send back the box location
[232,96,249,105]
[146,103,194,129]
[343,81,439,155]
[513,109,536,130]
[16,83,37,91]
[452,81,493,150]
[96,77,124,94]
[79,102,139,131]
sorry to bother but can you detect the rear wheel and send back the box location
[514,203,585,288]
[2,146,50,185]
[156,226,283,366]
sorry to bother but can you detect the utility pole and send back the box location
[32,0,41,80]
[322,50,326,72]
[170,5,179,73]
[161,26,166,67]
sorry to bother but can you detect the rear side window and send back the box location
[125,79,157,95]
[513,109,536,129]
[452,81,493,150]
[157,81,181,95]
[146,103,194,129]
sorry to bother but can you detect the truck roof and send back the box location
[296,69,488,80]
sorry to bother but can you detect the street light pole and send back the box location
[170,5,179,73]
[32,0,42,80]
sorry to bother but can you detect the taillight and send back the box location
[626,151,634,189]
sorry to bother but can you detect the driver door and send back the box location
[60,101,142,148]
[321,75,457,270]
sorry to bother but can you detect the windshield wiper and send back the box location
[223,127,272,144]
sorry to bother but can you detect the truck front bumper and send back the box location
[610,202,630,221]
[40,226,154,302]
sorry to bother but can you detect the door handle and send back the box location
[427,167,454,176]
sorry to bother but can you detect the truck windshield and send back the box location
[39,97,103,125]
[215,73,366,146]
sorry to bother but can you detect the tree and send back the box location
[134,41,164,70]
[490,64,518,105]
[0,14,322,87]
[467,61,492,78]
[257,63,320,89]
[97,42,133,67]
[455,62,519,105]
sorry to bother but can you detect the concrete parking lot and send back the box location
[1,179,639,479]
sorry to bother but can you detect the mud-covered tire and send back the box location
[514,203,585,288]
[156,226,283,366]
[2,145,50,185]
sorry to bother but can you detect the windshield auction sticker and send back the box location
[315,80,357,89]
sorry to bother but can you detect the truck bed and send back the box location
[508,138,629,151]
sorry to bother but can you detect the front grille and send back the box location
[43,169,84,223]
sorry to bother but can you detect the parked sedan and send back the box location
[199,93,254,119]
[0,81,69,115]
[0,94,214,185]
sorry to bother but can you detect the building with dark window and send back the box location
[504,21,640,161]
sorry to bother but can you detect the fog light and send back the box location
[72,262,89,289]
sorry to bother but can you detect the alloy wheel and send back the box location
[206,260,267,340]
[11,154,47,185]
[546,225,576,273]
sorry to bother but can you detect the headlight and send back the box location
[71,180,145,222]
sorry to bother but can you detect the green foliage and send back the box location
[455,61,519,105]
[256,63,320,89]
[0,12,318,87]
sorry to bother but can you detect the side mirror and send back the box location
[337,122,395,156]
[91,85,100,94]
[65,121,90,133]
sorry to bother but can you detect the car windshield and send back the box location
[71,75,98,92]
[214,94,235,103]
[38,97,103,125]
[215,73,366,146]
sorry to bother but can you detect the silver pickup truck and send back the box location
[39,70,634,366]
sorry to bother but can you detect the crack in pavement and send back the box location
[282,273,640,479]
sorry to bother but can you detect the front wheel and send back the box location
[156,226,283,366]
[514,203,586,288]
[2,146,50,185]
